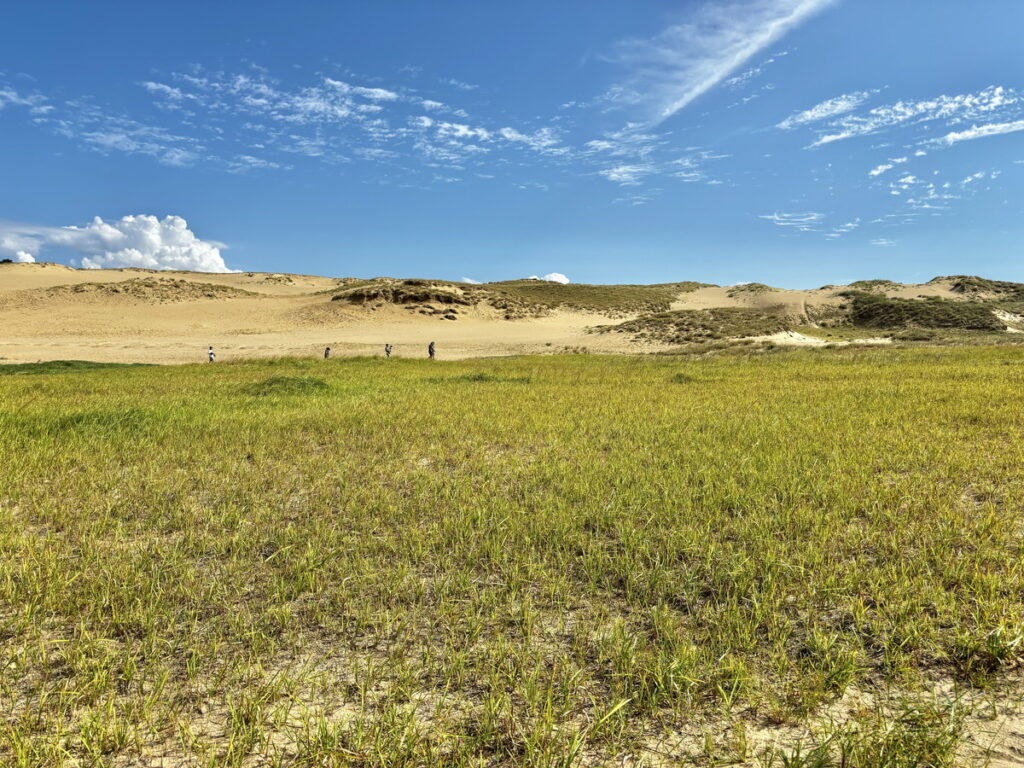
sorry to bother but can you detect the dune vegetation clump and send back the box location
[3,350,1024,764]
[593,306,792,344]
[846,279,901,293]
[726,282,778,298]
[48,277,256,303]
[844,292,1004,330]
[331,279,474,307]
[937,275,1024,300]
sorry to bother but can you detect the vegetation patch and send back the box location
[727,282,778,297]
[845,292,1004,330]
[331,278,714,319]
[937,274,1024,300]
[434,371,532,384]
[332,279,473,306]
[594,307,791,344]
[244,375,331,396]
[43,277,255,303]
[479,280,712,317]
[0,360,153,375]
[847,279,901,292]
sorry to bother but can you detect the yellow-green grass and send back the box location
[2,349,1024,766]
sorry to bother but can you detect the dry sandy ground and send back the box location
[0,263,962,364]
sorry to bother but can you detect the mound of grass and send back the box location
[847,279,901,292]
[727,282,778,298]
[0,360,152,375]
[332,279,473,306]
[594,307,791,344]
[244,375,331,396]
[936,275,1024,300]
[846,292,1003,330]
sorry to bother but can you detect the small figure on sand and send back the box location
[324,346,331,359]
[208,346,216,363]
[385,344,393,358]
[428,341,436,360]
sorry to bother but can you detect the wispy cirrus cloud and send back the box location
[603,0,835,125]
[777,90,876,130]
[759,211,824,231]
[934,119,1024,146]
[779,85,1023,148]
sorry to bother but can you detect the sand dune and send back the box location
[0,263,980,364]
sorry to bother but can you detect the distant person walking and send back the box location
[208,346,216,363]
[324,346,331,359]
[385,344,393,358]
[428,341,436,360]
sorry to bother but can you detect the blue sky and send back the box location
[1,0,1023,286]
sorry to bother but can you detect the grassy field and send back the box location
[2,349,1024,766]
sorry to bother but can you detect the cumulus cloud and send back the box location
[0,215,233,272]
[528,273,571,284]
[605,0,835,125]
[13,250,35,263]
[461,276,482,284]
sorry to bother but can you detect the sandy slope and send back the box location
[0,264,968,364]
[0,264,663,363]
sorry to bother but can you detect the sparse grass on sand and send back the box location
[2,350,1024,766]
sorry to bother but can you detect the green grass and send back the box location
[0,360,153,376]
[2,350,1024,765]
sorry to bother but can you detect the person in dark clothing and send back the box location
[428,341,435,360]
[384,344,393,358]
[208,346,216,363]
[324,346,331,359]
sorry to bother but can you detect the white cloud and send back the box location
[13,251,35,263]
[323,78,398,102]
[758,211,824,231]
[935,119,1024,146]
[871,238,897,247]
[528,273,571,284]
[868,156,908,176]
[777,90,876,130]
[605,0,835,125]
[598,164,655,185]
[800,86,1022,147]
[461,277,482,284]
[442,78,478,91]
[0,215,232,272]
[498,126,565,154]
